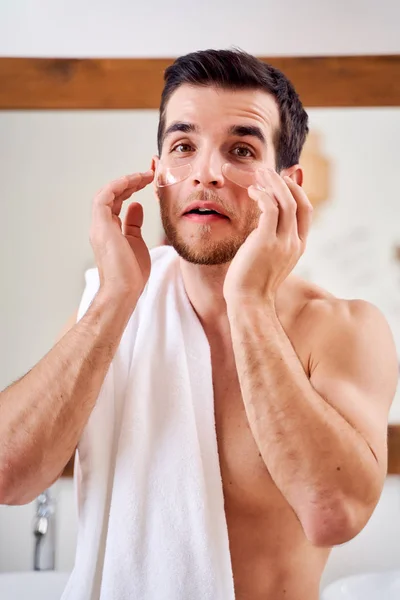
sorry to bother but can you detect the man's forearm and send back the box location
[0,288,135,505]
[227,299,381,545]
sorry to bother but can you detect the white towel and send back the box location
[61,245,235,600]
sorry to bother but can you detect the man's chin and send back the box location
[166,237,239,266]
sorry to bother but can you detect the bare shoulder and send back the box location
[294,276,393,343]
[290,275,398,395]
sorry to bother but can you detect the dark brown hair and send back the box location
[157,48,309,172]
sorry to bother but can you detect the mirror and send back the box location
[1,106,399,421]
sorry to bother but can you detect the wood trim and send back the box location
[388,424,400,475]
[62,455,74,478]
[0,55,400,109]
[61,424,400,477]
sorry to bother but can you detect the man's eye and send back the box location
[172,144,193,153]
[233,146,254,158]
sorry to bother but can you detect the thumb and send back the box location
[124,202,144,238]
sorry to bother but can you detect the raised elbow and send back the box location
[0,458,37,506]
[0,476,40,506]
[302,496,370,548]
[0,466,18,505]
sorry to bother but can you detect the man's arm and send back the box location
[0,170,154,506]
[227,296,398,547]
[0,289,135,506]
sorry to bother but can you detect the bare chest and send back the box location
[208,336,279,513]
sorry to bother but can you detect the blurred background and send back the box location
[0,0,400,597]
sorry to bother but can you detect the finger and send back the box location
[92,171,154,231]
[248,185,279,237]
[118,185,144,203]
[94,170,154,212]
[283,177,313,242]
[124,202,144,238]
[112,214,122,230]
[112,183,147,218]
[266,170,298,237]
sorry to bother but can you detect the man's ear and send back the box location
[151,155,159,171]
[280,164,303,187]
[151,155,159,201]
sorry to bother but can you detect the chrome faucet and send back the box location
[33,488,56,570]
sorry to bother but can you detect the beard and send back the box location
[158,187,261,265]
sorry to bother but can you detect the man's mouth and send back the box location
[182,202,230,221]
[183,208,229,222]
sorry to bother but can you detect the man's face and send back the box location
[155,85,280,265]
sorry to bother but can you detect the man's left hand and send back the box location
[223,169,313,307]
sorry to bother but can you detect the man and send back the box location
[0,49,398,600]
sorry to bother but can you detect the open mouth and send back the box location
[184,208,229,220]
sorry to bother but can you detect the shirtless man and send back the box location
[0,49,398,599]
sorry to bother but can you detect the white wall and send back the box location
[1,0,400,58]
[0,110,162,392]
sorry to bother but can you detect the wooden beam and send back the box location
[62,455,74,478]
[388,424,400,476]
[0,55,399,109]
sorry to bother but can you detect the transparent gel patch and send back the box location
[222,163,267,192]
[156,161,267,191]
[156,163,192,187]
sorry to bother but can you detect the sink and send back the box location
[0,571,70,600]
[321,570,400,600]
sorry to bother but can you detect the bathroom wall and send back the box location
[1,0,399,58]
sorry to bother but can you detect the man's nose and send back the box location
[190,152,225,188]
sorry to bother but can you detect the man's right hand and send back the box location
[90,170,155,306]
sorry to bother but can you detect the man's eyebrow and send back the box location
[164,122,199,139]
[228,125,267,146]
[163,122,267,146]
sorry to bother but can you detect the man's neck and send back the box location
[178,256,301,335]
[179,258,230,330]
